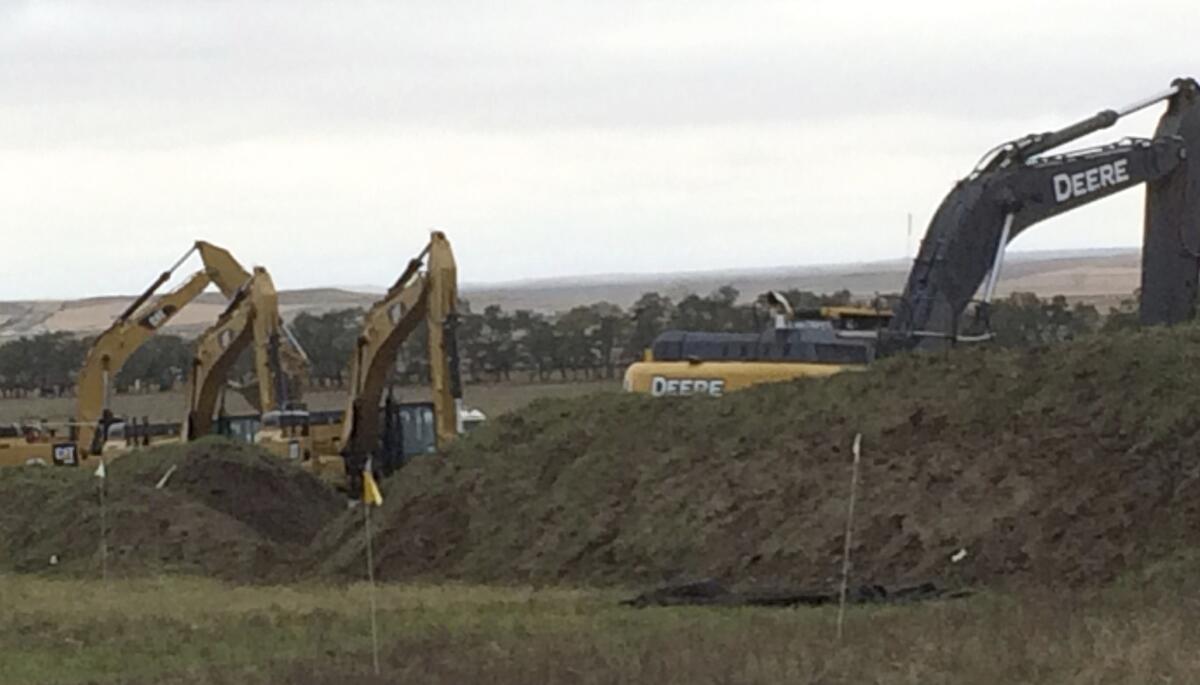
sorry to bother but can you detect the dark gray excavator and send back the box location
[884,77,1200,352]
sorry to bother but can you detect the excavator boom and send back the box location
[195,241,252,297]
[886,78,1200,350]
[196,240,308,411]
[75,240,310,457]
[340,231,462,483]
[425,234,462,443]
[183,267,293,439]
[76,268,213,455]
[184,288,256,439]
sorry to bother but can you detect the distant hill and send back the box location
[0,248,1141,340]
[460,248,1140,312]
[0,288,382,341]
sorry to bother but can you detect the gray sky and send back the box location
[2,0,1197,299]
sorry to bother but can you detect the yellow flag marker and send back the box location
[361,464,384,675]
[363,469,384,507]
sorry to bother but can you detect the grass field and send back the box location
[0,379,621,426]
[3,566,1199,685]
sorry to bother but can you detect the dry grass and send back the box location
[0,379,620,425]
[2,568,1199,685]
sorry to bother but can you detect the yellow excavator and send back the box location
[623,295,891,397]
[337,230,470,493]
[0,422,78,468]
[182,266,310,460]
[150,231,472,490]
[75,241,307,460]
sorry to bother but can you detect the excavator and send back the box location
[626,77,1200,396]
[623,300,891,396]
[172,231,473,490]
[0,422,78,468]
[182,266,310,459]
[338,231,469,493]
[885,77,1200,349]
[75,241,308,459]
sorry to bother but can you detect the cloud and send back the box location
[3,0,1194,142]
[0,0,1196,298]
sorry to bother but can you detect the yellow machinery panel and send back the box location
[623,360,859,397]
[0,435,79,467]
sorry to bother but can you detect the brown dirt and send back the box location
[310,325,1200,592]
[0,438,343,582]
[6,325,1200,591]
[125,440,343,547]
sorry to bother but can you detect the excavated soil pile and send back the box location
[115,439,343,547]
[0,438,341,582]
[314,325,1200,591]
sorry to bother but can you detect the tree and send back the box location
[983,292,1101,347]
[671,286,754,332]
[523,315,561,381]
[628,292,674,360]
[0,332,86,395]
[290,309,362,386]
[1102,292,1140,332]
[590,302,628,378]
[481,305,515,382]
[116,334,191,392]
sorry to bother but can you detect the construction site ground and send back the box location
[0,378,620,426]
[4,325,1200,683]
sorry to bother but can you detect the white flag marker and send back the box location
[95,458,109,581]
[837,433,864,642]
[155,465,177,490]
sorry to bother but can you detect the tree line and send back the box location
[0,288,1134,396]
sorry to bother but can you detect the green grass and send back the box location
[10,328,1200,683]
[304,325,1200,590]
[2,572,1200,685]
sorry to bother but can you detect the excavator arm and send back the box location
[184,286,256,439]
[196,241,252,296]
[183,267,292,439]
[340,231,462,480]
[425,233,462,444]
[231,287,309,413]
[76,241,312,456]
[76,241,253,455]
[76,261,215,456]
[197,240,309,412]
[248,269,289,414]
[886,78,1200,349]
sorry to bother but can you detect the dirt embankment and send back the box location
[312,325,1200,591]
[5,326,1200,591]
[0,439,342,583]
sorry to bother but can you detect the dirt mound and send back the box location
[0,438,342,582]
[314,325,1200,590]
[115,439,343,547]
[9,327,1200,590]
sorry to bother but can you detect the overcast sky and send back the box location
[2,1,1197,299]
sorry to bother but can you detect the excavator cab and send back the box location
[212,409,310,461]
[217,413,261,445]
[624,297,884,398]
[378,398,438,476]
